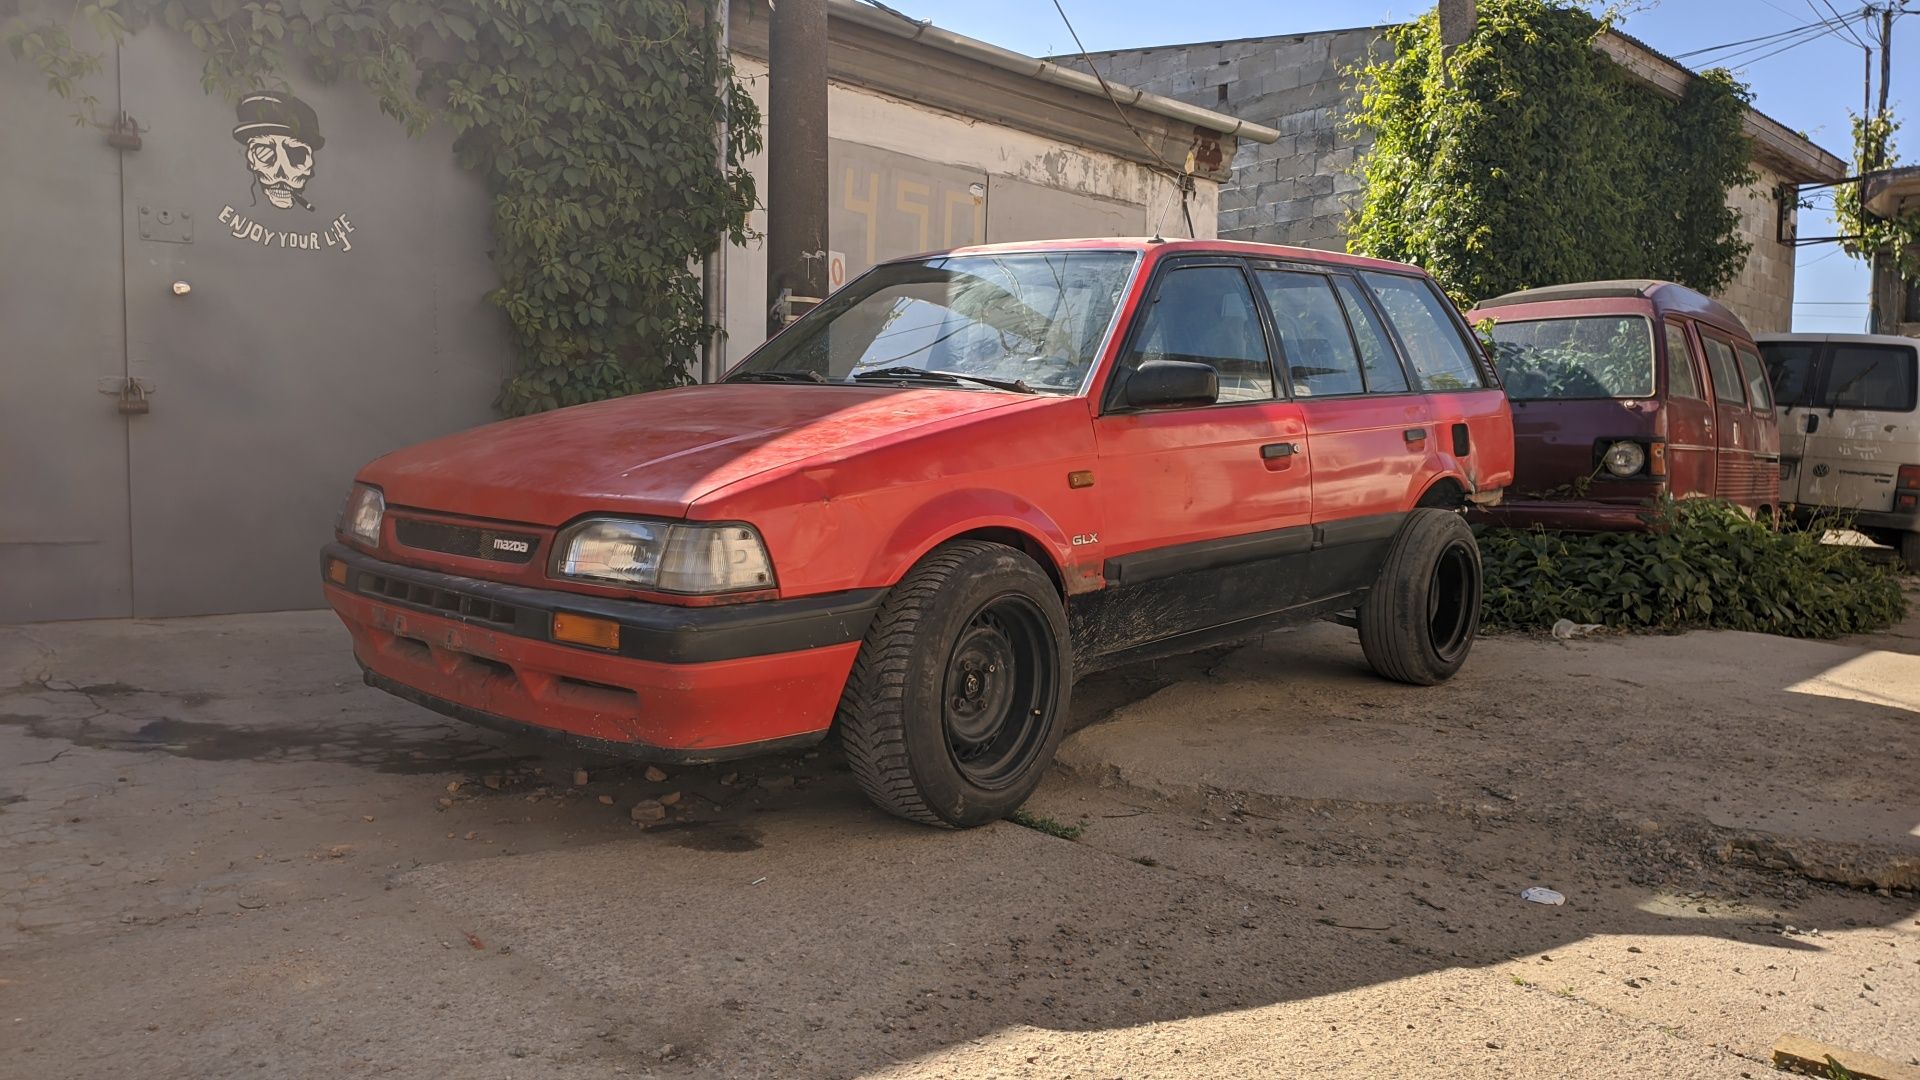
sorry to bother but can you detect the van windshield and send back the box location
[1488,316,1655,400]
[728,250,1138,394]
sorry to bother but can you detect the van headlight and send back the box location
[338,484,385,547]
[552,518,775,594]
[1601,440,1647,477]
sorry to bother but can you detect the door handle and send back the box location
[1260,442,1297,459]
[1404,428,1428,444]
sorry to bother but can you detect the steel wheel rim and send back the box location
[942,593,1055,789]
[1426,540,1477,662]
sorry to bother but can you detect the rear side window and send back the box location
[1664,322,1702,399]
[1702,336,1746,406]
[1736,346,1773,410]
[1255,270,1362,397]
[1130,265,1274,402]
[1333,277,1410,393]
[1359,271,1487,391]
[1825,344,1918,412]
[1761,341,1819,406]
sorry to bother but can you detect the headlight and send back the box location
[552,518,775,594]
[339,484,385,547]
[1601,440,1647,477]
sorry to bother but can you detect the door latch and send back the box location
[99,375,156,415]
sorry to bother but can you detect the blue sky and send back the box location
[879,0,1908,330]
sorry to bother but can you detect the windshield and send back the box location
[1488,316,1655,400]
[729,250,1138,393]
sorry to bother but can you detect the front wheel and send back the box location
[1358,509,1483,686]
[837,541,1070,827]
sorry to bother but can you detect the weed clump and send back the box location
[1478,500,1906,638]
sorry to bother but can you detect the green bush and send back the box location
[1477,500,1907,638]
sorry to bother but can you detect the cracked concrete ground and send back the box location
[1,609,1916,1078]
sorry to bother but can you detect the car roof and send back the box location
[1755,332,1920,348]
[889,237,1426,276]
[1471,279,1750,337]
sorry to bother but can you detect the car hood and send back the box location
[362,383,1032,524]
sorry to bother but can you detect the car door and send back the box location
[1761,336,1822,503]
[1733,341,1783,509]
[1086,258,1313,657]
[1800,339,1920,513]
[1662,319,1717,499]
[1699,330,1762,506]
[1251,263,1428,599]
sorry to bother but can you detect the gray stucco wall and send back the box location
[1076,28,1389,251]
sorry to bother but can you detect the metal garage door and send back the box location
[2,31,513,621]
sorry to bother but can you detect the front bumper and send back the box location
[321,543,881,761]
[1471,499,1659,532]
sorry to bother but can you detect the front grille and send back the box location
[393,518,541,565]
[360,571,520,627]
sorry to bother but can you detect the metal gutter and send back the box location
[827,0,1281,145]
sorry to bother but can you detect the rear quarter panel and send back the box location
[1425,388,1514,501]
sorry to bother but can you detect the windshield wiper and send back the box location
[849,366,1034,394]
[727,370,827,384]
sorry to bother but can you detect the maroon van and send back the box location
[1469,280,1781,530]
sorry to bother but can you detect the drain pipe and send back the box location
[700,0,731,383]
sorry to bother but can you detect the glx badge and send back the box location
[1071,533,1100,546]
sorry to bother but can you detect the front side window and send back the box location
[730,250,1137,393]
[1488,316,1655,400]
[1736,345,1774,410]
[1761,340,1819,407]
[1359,271,1487,391]
[1702,335,1746,406]
[1256,270,1363,397]
[1664,322,1702,399]
[1127,265,1275,402]
[1825,343,1918,411]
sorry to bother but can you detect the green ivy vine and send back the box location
[1346,0,1755,304]
[1834,112,1920,285]
[4,0,761,415]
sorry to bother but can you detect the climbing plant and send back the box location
[4,0,761,415]
[1346,0,1755,304]
[1833,112,1920,285]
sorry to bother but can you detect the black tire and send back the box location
[1358,509,1482,686]
[837,541,1071,828]
[1899,532,1920,575]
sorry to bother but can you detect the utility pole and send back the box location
[765,0,830,337]
[700,0,731,382]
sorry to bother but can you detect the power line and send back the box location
[1812,0,1874,50]
[1723,21,1850,68]
[1671,16,1850,59]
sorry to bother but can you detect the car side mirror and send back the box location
[1123,360,1219,409]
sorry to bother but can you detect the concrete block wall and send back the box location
[1079,27,1390,252]
[1718,162,1795,334]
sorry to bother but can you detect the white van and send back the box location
[1758,333,1920,568]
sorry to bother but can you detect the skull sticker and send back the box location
[232,92,324,211]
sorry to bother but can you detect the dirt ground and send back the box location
[2,603,1916,1079]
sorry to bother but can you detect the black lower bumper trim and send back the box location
[363,668,828,764]
[324,542,885,665]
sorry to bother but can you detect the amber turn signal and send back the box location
[552,612,621,650]
[1647,441,1668,477]
[1068,470,1095,489]
[325,558,349,586]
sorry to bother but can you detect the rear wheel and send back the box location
[1899,532,1920,574]
[1358,509,1482,686]
[836,541,1070,827]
